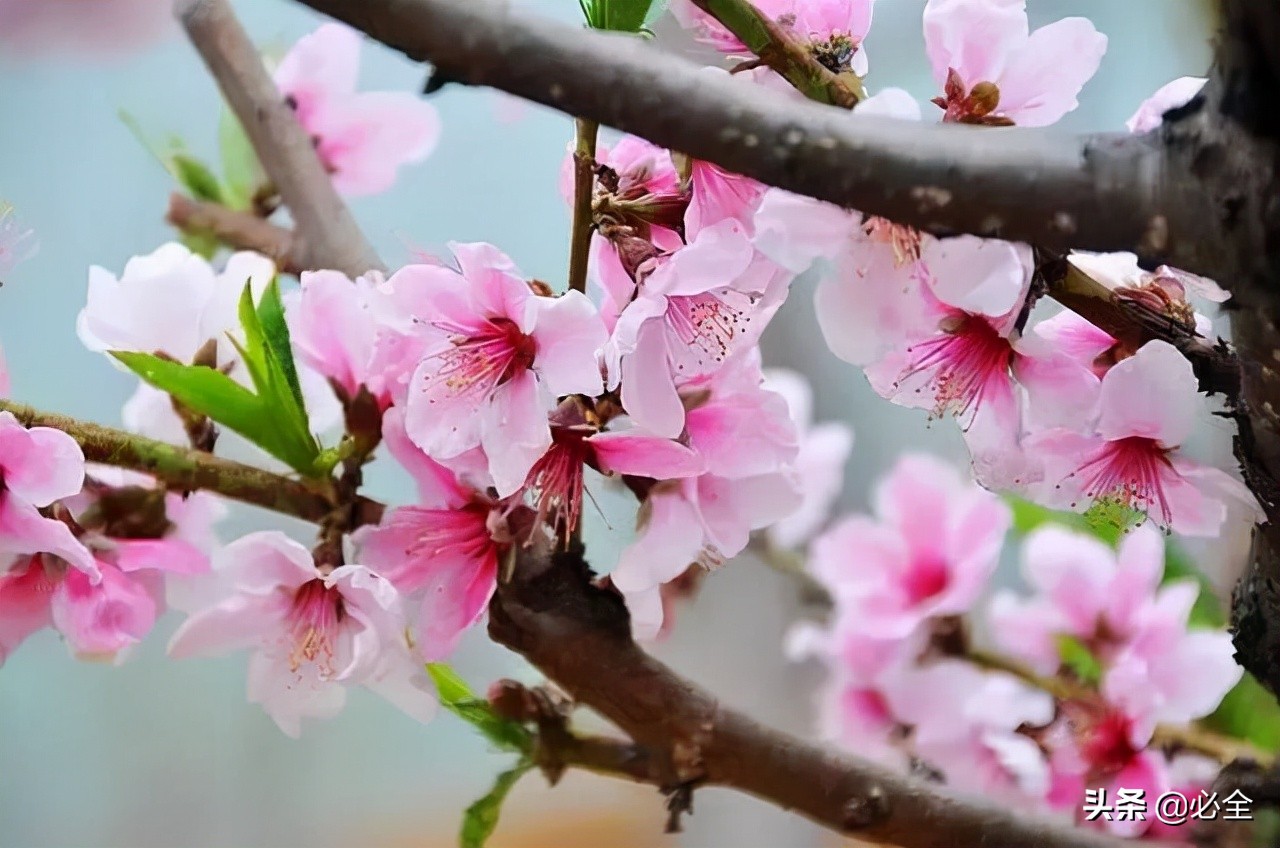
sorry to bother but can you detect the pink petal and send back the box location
[413,549,497,662]
[1098,341,1198,445]
[646,219,755,297]
[167,591,287,659]
[51,563,157,658]
[619,313,686,439]
[922,0,1028,88]
[0,414,85,506]
[589,430,706,479]
[0,496,98,580]
[317,92,441,197]
[0,558,55,665]
[381,408,471,509]
[1127,77,1207,135]
[921,236,1028,317]
[752,191,854,274]
[480,373,553,498]
[529,290,607,397]
[996,18,1107,127]
[112,538,210,576]
[274,23,362,120]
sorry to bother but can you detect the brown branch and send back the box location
[166,193,300,275]
[0,400,385,528]
[566,118,598,295]
[688,0,862,107]
[176,0,384,277]
[487,544,1128,848]
[288,0,1205,274]
[1034,252,1241,398]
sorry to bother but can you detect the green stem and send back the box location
[691,0,862,107]
[0,400,385,527]
[567,118,599,294]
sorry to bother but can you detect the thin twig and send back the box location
[176,0,384,277]
[166,193,300,275]
[0,400,385,528]
[567,118,599,294]
[689,0,862,107]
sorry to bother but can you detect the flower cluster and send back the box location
[793,455,1239,836]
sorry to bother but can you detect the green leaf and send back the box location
[180,229,220,260]
[1081,500,1144,545]
[111,352,273,446]
[218,108,263,211]
[579,0,657,32]
[1205,671,1280,751]
[461,761,533,848]
[1055,634,1103,687]
[426,663,533,754]
[172,154,225,205]
[255,279,306,410]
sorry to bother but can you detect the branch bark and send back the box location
[166,193,300,275]
[289,0,1205,273]
[176,0,384,277]
[488,545,1127,848]
[0,400,384,527]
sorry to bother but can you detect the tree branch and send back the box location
[566,118,598,295]
[487,544,1127,848]
[0,400,385,527]
[176,0,384,277]
[689,0,862,106]
[166,193,300,275]
[289,0,1205,273]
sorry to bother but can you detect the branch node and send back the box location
[841,785,890,831]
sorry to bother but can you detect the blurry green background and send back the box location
[0,2,1223,846]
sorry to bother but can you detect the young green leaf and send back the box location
[580,0,658,32]
[1055,634,1103,687]
[461,761,534,848]
[426,663,533,754]
[172,154,225,205]
[1205,671,1280,751]
[111,352,272,446]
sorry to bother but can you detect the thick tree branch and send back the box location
[176,0,384,277]
[488,545,1127,848]
[289,0,1203,273]
[166,193,300,275]
[0,400,385,527]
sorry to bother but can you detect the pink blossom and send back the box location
[788,625,921,769]
[671,0,875,76]
[1127,77,1207,134]
[78,244,340,443]
[288,269,388,404]
[168,531,434,737]
[1026,341,1259,535]
[762,368,853,548]
[923,0,1106,127]
[604,218,789,438]
[395,243,608,496]
[889,662,1054,803]
[989,525,1165,673]
[0,411,96,579]
[808,454,1010,638]
[520,400,705,540]
[614,470,801,639]
[0,0,173,57]
[686,160,767,234]
[357,410,505,661]
[274,23,441,197]
[0,468,220,665]
[1069,251,1228,322]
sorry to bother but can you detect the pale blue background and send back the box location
[0,2,1218,846]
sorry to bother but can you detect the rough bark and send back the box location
[290,0,1208,272]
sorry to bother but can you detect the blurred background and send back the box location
[0,1,1227,846]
